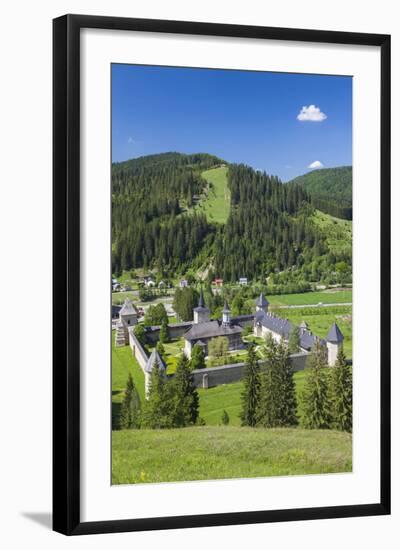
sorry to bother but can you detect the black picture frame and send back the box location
[53,14,391,536]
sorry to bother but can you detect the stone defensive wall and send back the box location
[128,328,148,372]
[191,351,309,389]
[128,324,310,389]
[144,322,193,343]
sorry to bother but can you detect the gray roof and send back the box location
[144,349,166,374]
[256,293,269,307]
[326,322,344,343]
[120,299,137,316]
[193,306,210,313]
[258,312,292,339]
[257,311,324,351]
[299,328,325,351]
[184,320,243,341]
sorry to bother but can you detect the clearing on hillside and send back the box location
[312,210,352,255]
[199,166,230,224]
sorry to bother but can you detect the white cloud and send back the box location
[297,105,327,122]
[308,160,324,169]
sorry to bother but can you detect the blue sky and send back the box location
[112,64,352,182]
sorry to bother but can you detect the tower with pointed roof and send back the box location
[115,298,138,346]
[255,293,269,313]
[144,349,166,397]
[193,289,210,324]
[326,322,344,366]
[222,300,231,326]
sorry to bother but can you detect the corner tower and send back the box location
[115,298,138,347]
[326,322,344,366]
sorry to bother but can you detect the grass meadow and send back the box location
[196,166,230,224]
[267,289,352,306]
[112,425,352,484]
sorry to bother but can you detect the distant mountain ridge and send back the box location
[111,153,352,286]
[287,166,352,220]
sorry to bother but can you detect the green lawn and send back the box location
[112,333,146,427]
[147,337,185,374]
[197,166,230,224]
[112,425,352,484]
[267,289,352,307]
[112,291,138,305]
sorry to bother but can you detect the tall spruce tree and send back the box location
[172,354,199,427]
[133,324,146,347]
[329,348,352,432]
[300,340,331,429]
[288,325,301,354]
[119,373,141,430]
[190,343,206,370]
[159,317,169,343]
[240,344,261,427]
[256,335,282,427]
[276,340,298,426]
[142,359,174,429]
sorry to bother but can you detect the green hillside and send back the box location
[112,153,352,286]
[198,166,230,223]
[288,166,352,219]
[311,209,352,255]
[112,425,352,484]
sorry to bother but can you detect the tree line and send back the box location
[112,153,351,285]
[240,337,352,432]
[118,335,351,433]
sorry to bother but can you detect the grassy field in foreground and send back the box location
[267,289,352,307]
[197,166,230,224]
[112,425,352,484]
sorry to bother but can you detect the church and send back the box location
[183,290,344,366]
[183,290,244,358]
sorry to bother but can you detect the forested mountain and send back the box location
[112,153,352,285]
[287,166,352,220]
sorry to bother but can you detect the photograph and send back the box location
[111,64,353,485]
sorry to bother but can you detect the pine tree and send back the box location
[156,341,165,357]
[133,324,146,347]
[240,344,261,427]
[256,335,282,427]
[119,373,141,430]
[159,317,169,343]
[329,348,352,432]
[172,354,199,426]
[288,325,301,354]
[221,410,230,425]
[190,343,206,370]
[300,341,331,429]
[142,360,174,429]
[276,340,298,426]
